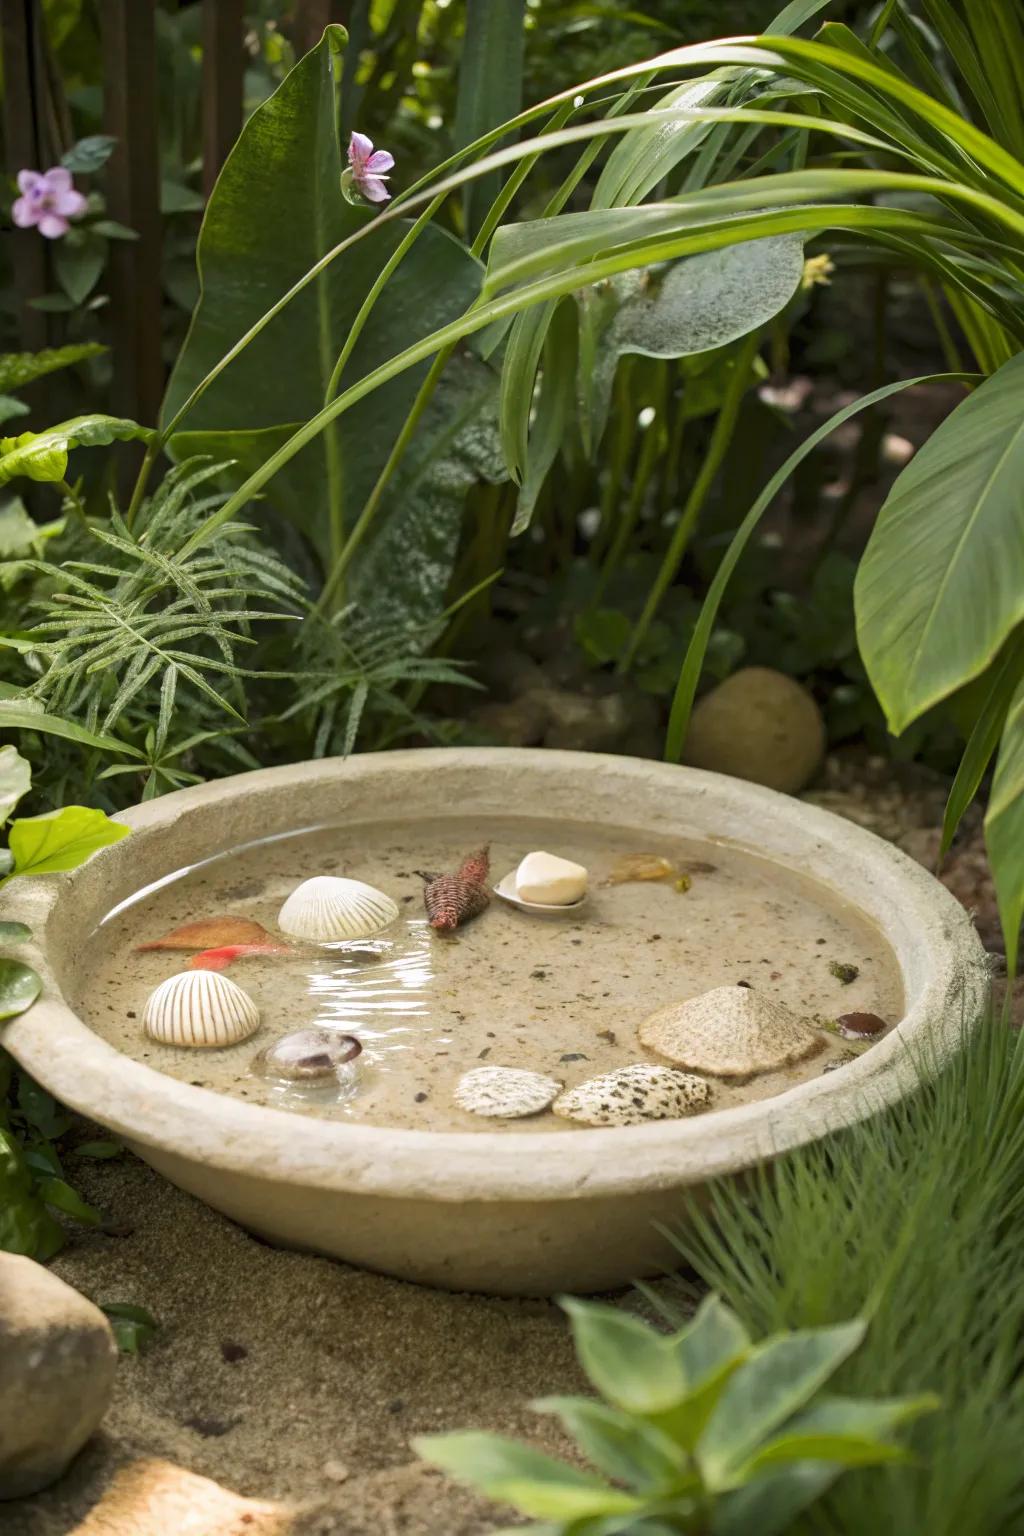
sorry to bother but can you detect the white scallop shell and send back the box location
[552,1064,712,1126]
[454,1066,563,1119]
[277,876,399,943]
[637,985,822,1081]
[143,970,260,1049]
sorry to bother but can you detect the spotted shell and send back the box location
[277,876,399,943]
[553,1064,712,1126]
[143,969,260,1049]
[454,1066,562,1119]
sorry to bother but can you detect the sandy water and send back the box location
[75,815,903,1132]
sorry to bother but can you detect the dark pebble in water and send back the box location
[531,969,548,980]
[736,980,752,989]
[829,961,860,984]
[837,1011,887,1039]
[596,1030,616,1045]
[126,1010,136,1020]
[220,1341,248,1364]
[388,1399,405,1414]
[560,1052,588,1063]
[478,1047,491,1059]
[414,1091,428,1103]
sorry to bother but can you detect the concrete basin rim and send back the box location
[0,748,989,1203]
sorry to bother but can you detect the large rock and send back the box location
[0,1253,117,1499]
[683,666,826,794]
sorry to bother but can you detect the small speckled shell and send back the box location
[553,1064,712,1126]
[638,985,822,1081]
[455,1066,563,1119]
[277,876,399,943]
[143,970,260,1049]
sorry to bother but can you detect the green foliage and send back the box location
[0,345,106,394]
[0,417,154,488]
[453,0,526,240]
[101,1302,159,1354]
[674,1016,1024,1535]
[416,1296,933,1533]
[4,806,130,881]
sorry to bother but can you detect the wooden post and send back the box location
[202,0,244,199]
[100,0,163,430]
[1,0,48,351]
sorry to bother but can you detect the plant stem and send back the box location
[620,328,760,674]
[125,442,158,529]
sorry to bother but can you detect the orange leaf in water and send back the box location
[604,854,677,886]
[137,916,275,952]
[188,943,290,972]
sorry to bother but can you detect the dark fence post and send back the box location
[1,0,48,352]
[100,0,163,431]
[202,0,244,199]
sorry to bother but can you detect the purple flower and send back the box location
[12,167,87,239]
[346,132,394,204]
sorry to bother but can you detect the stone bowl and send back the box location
[1,749,987,1296]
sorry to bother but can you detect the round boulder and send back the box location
[683,666,826,794]
[0,1253,117,1499]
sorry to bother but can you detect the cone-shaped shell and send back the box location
[638,984,823,1081]
[143,969,260,1049]
[277,876,399,943]
[553,1064,711,1126]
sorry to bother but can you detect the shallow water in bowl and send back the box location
[76,816,903,1132]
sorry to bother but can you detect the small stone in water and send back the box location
[515,851,588,906]
[836,1011,887,1039]
[455,1066,562,1119]
[255,1029,362,1082]
[828,960,860,984]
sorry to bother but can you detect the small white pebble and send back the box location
[515,851,588,906]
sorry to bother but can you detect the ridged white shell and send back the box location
[277,876,399,943]
[143,970,260,1049]
[454,1066,563,1119]
[638,985,823,1080]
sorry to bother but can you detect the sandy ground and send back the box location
[4,1151,593,1535]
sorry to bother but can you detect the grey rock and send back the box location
[0,1253,117,1499]
[531,688,631,753]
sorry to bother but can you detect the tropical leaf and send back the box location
[986,677,1024,974]
[0,745,31,826]
[162,27,484,578]
[0,343,106,394]
[453,0,526,240]
[5,806,130,881]
[0,416,153,488]
[856,352,1024,733]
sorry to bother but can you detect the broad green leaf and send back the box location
[16,1073,70,1138]
[532,1396,689,1490]
[593,77,726,210]
[101,1302,159,1353]
[0,397,29,428]
[35,1176,102,1227]
[736,1392,936,1475]
[412,1431,639,1521]
[696,1320,865,1490]
[561,1299,687,1415]
[162,28,484,578]
[54,233,106,305]
[0,416,153,488]
[0,745,31,825]
[986,677,1024,974]
[6,806,130,880]
[0,959,41,1020]
[942,640,1024,857]
[0,1128,64,1260]
[0,343,105,393]
[453,0,526,241]
[0,702,144,757]
[711,1463,839,1536]
[61,134,117,172]
[657,1296,753,1448]
[74,1140,122,1160]
[856,352,1024,733]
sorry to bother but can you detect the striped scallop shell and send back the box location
[143,969,260,1049]
[277,876,399,943]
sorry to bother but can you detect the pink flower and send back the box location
[346,132,394,204]
[12,167,87,239]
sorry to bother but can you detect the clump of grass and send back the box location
[670,1016,1024,1535]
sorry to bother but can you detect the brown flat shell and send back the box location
[603,854,676,886]
[553,1064,712,1126]
[638,984,823,1081]
[137,916,275,952]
